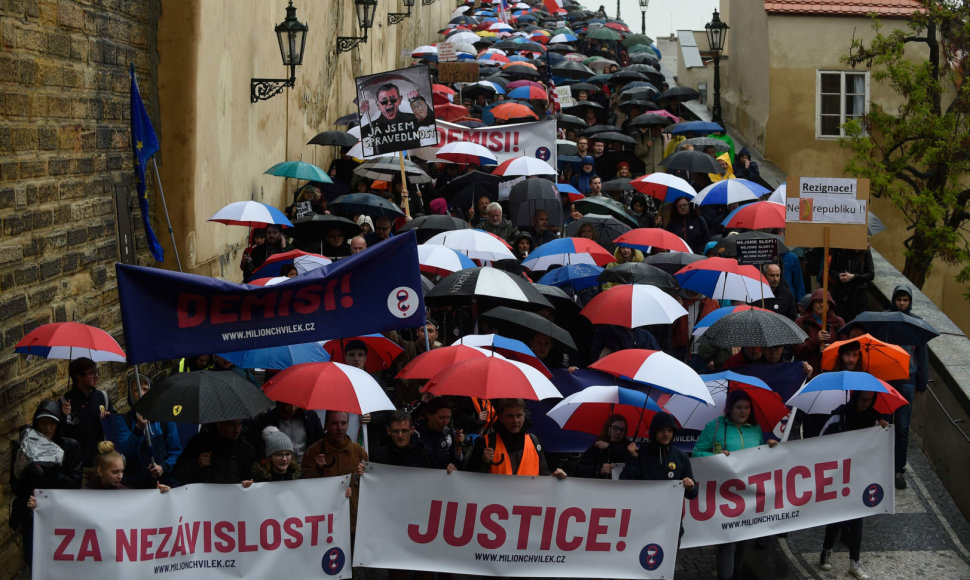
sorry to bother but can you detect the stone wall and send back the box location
[0,0,161,572]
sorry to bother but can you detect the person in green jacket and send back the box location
[692,390,779,580]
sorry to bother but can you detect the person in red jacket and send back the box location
[793,288,846,378]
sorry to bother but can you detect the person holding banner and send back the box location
[302,411,368,530]
[817,390,888,579]
[469,398,567,479]
[692,390,778,580]
[173,419,258,484]
[574,414,636,479]
[253,426,299,482]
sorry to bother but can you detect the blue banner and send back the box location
[129,64,164,262]
[117,233,426,364]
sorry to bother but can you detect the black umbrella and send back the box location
[481,306,578,351]
[574,196,639,227]
[420,274,435,296]
[426,266,553,309]
[450,183,498,215]
[334,112,359,126]
[564,215,631,253]
[134,371,273,424]
[330,193,405,219]
[533,283,582,314]
[308,130,357,147]
[581,124,616,136]
[557,114,588,130]
[643,251,705,274]
[504,66,542,80]
[659,150,725,174]
[569,82,602,94]
[547,43,575,53]
[700,308,808,348]
[290,214,361,243]
[609,70,649,84]
[658,86,700,102]
[601,178,634,193]
[397,215,470,243]
[440,170,502,197]
[591,131,637,145]
[628,53,660,66]
[620,64,660,75]
[597,262,679,292]
[617,99,659,114]
[626,112,675,130]
[551,61,595,79]
[509,178,564,228]
[839,311,940,346]
[710,232,790,259]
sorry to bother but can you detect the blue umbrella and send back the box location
[693,179,770,206]
[219,342,331,370]
[537,264,605,291]
[666,121,725,135]
[265,161,333,183]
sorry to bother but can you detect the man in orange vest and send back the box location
[469,398,566,479]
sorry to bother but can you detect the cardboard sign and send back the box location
[735,238,778,265]
[438,62,480,83]
[294,200,313,218]
[784,176,869,250]
[555,86,575,108]
[356,65,439,156]
[437,42,457,62]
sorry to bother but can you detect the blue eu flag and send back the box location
[130,64,164,262]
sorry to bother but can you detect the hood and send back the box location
[716,152,732,165]
[613,246,644,262]
[809,287,837,310]
[32,400,63,429]
[891,284,913,313]
[737,147,751,159]
[648,411,677,442]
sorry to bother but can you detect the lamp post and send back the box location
[388,0,414,25]
[337,0,378,54]
[616,0,620,20]
[250,1,308,103]
[639,0,648,35]
[705,9,729,127]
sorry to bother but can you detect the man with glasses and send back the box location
[360,83,427,155]
[366,215,394,246]
[61,357,115,467]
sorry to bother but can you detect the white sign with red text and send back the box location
[412,119,558,166]
[681,426,894,548]
[33,477,353,579]
[355,464,683,579]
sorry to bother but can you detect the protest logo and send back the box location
[638,543,664,571]
[321,547,345,575]
[387,287,418,319]
[535,146,551,161]
[862,483,884,508]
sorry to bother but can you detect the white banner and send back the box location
[355,464,683,579]
[681,426,894,548]
[33,477,353,579]
[413,119,558,166]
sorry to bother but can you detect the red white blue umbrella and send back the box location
[247,276,289,287]
[550,33,579,43]
[507,85,548,100]
[722,201,786,230]
[397,345,507,380]
[692,305,773,337]
[453,334,551,377]
[580,284,688,327]
[662,371,785,431]
[252,249,332,278]
[786,370,909,415]
[423,356,562,400]
[208,201,294,228]
[435,142,499,166]
[631,173,696,203]
[522,237,615,270]
[589,349,714,404]
[614,228,693,253]
[493,156,557,177]
[547,385,663,438]
[674,257,773,302]
[15,322,126,362]
[692,179,770,206]
[262,362,395,414]
[537,263,605,291]
[412,45,438,58]
[322,334,404,374]
[417,244,477,277]
[424,229,516,261]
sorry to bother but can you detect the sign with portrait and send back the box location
[356,65,439,157]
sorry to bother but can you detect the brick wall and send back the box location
[0,1,161,573]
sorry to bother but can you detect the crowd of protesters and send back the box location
[10,1,932,580]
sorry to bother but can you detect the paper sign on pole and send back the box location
[355,464,684,579]
[437,42,457,62]
[32,478,353,579]
[735,238,778,266]
[681,426,894,547]
[438,62,480,83]
[784,176,870,249]
[555,86,575,108]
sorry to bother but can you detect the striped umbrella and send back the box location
[493,156,557,177]
[208,201,294,228]
[435,142,499,166]
[252,250,332,277]
[693,179,770,206]
[674,257,774,302]
[426,266,552,308]
[217,342,331,370]
[423,357,562,400]
[537,263,605,291]
[589,349,714,405]
[507,85,548,100]
[663,371,786,431]
[613,228,693,253]
[262,362,396,414]
[786,371,909,415]
[722,201,786,230]
[417,245,476,277]
[322,334,404,374]
[15,322,126,363]
[580,284,688,327]
[453,334,551,376]
[424,229,516,261]
[522,237,615,270]
[398,345,507,380]
[631,173,696,203]
[547,385,663,439]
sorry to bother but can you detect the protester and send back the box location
[828,246,875,322]
[760,262,797,319]
[244,223,291,280]
[817,390,888,579]
[530,209,557,245]
[414,397,463,470]
[85,441,128,489]
[469,398,567,478]
[480,201,519,243]
[114,374,182,489]
[252,399,324,464]
[793,288,846,378]
[61,356,114,467]
[693,390,778,580]
[350,235,367,254]
[574,414,635,479]
[253,426,299,482]
[302,411,368,532]
[665,198,711,254]
[733,147,760,180]
[174,419,258,485]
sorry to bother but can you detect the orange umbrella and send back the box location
[820,334,911,381]
[433,83,456,95]
[435,102,471,122]
[490,102,539,122]
[501,61,538,71]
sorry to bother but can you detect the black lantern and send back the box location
[705,9,729,126]
[421,0,435,6]
[338,0,378,53]
[639,0,648,35]
[251,1,309,103]
[389,0,414,25]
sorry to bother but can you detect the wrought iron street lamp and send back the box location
[337,0,378,54]
[639,0,648,36]
[250,1,308,103]
[705,9,729,127]
[388,0,414,25]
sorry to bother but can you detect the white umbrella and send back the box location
[493,156,557,177]
[424,229,516,261]
[435,142,499,165]
[768,183,786,204]
[448,31,482,45]
[417,244,477,276]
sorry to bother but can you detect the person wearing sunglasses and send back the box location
[360,82,423,155]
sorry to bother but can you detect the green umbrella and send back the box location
[587,28,622,41]
[622,34,654,47]
[553,27,574,35]
[265,161,333,183]
[628,44,655,54]
[573,197,639,228]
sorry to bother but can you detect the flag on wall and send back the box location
[129,64,164,262]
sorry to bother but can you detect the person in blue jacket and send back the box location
[113,375,182,488]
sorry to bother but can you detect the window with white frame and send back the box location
[816,71,869,139]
